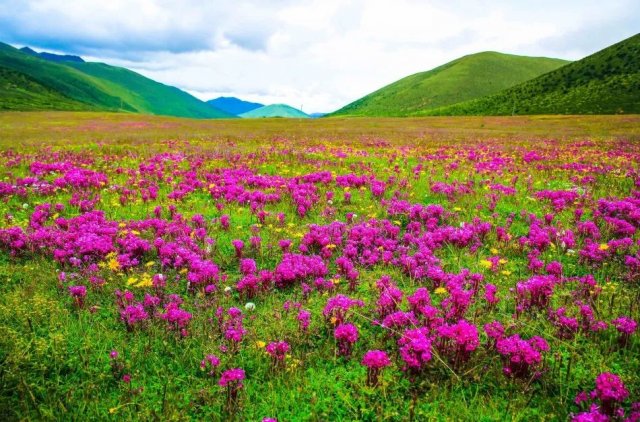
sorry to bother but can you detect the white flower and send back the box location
[244,302,256,311]
[224,286,233,293]
[22,203,29,209]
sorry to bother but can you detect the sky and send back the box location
[0,0,638,113]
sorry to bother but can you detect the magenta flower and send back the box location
[612,316,637,346]
[323,294,364,325]
[68,285,87,308]
[496,334,549,380]
[297,309,311,333]
[594,372,629,415]
[398,327,432,372]
[218,368,245,388]
[361,350,391,387]
[265,341,290,369]
[239,258,257,275]
[120,303,149,331]
[232,239,244,258]
[334,323,358,357]
[436,319,479,367]
[200,354,221,377]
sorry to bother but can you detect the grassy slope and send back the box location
[427,33,640,115]
[330,52,569,117]
[240,104,310,118]
[64,62,234,119]
[0,42,135,112]
[0,67,94,111]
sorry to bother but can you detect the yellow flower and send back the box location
[501,270,512,276]
[499,258,507,264]
[599,243,609,251]
[135,273,153,288]
[108,257,120,271]
[326,244,336,250]
[490,248,499,254]
[255,341,266,348]
[127,277,138,286]
[480,260,492,269]
[145,261,155,267]
[435,287,447,295]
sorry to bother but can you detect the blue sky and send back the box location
[1,0,638,112]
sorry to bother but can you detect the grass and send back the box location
[0,112,638,420]
[329,52,568,117]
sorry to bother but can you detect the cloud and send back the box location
[1,0,638,112]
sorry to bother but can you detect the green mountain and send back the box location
[426,33,640,116]
[240,104,309,118]
[330,52,569,117]
[0,43,233,118]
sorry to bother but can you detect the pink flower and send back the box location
[362,349,392,387]
[218,368,245,388]
[334,323,358,357]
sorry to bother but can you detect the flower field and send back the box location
[0,113,638,420]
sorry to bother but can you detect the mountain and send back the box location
[240,104,310,118]
[0,42,233,118]
[424,33,640,116]
[207,97,263,115]
[19,46,85,63]
[329,52,569,117]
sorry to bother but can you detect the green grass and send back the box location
[426,33,640,116]
[329,52,569,117]
[0,43,233,119]
[240,104,310,118]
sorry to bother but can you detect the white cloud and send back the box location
[1,0,638,112]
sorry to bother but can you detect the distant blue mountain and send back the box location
[20,47,85,63]
[309,112,326,118]
[206,97,264,116]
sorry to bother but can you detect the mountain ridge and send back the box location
[329,51,569,117]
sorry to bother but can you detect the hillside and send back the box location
[64,61,234,118]
[0,43,233,118]
[240,104,309,118]
[330,52,569,117]
[207,97,263,115]
[427,33,640,115]
[0,67,92,111]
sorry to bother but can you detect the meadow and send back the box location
[0,112,639,421]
